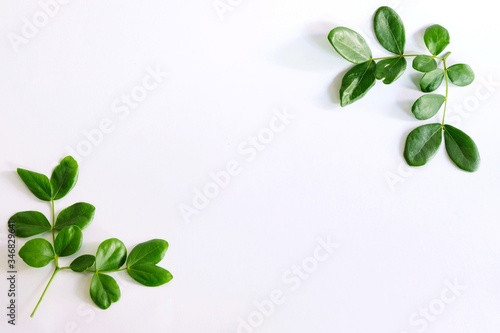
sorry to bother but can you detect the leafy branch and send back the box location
[9,156,173,317]
[328,6,480,171]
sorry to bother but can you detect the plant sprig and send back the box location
[328,6,480,171]
[9,156,173,317]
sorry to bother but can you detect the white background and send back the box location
[1,0,500,332]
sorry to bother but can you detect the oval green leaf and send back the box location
[340,60,377,106]
[412,55,437,73]
[95,238,127,272]
[127,239,169,266]
[50,156,79,200]
[54,225,83,257]
[375,57,406,84]
[411,94,446,120]
[16,168,52,201]
[420,69,444,92]
[328,27,372,64]
[70,254,96,272]
[443,125,480,172]
[90,273,121,309]
[404,123,443,167]
[54,202,95,231]
[447,64,474,87]
[19,238,55,268]
[424,24,450,56]
[9,211,51,238]
[127,263,173,287]
[373,6,406,54]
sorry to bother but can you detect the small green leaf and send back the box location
[412,55,438,73]
[411,94,446,120]
[50,156,78,200]
[447,64,474,87]
[424,24,450,56]
[54,226,83,257]
[95,238,127,272]
[127,263,173,287]
[70,255,96,272]
[19,238,55,268]
[420,69,444,92]
[375,57,406,84]
[16,168,52,201]
[9,211,51,238]
[127,239,169,266]
[328,27,372,64]
[54,202,95,231]
[90,273,121,309]
[340,60,377,106]
[373,6,406,54]
[404,123,443,167]
[443,125,480,172]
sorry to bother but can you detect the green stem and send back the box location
[371,53,422,61]
[30,267,60,317]
[50,199,60,267]
[441,57,450,126]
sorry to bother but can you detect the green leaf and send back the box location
[90,273,121,309]
[340,60,377,106]
[54,226,83,257]
[95,238,127,272]
[328,27,372,64]
[404,123,443,166]
[127,263,173,287]
[16,168,52,201]
[8,211,51,238]
[412,55,438,73]
[443,125,480,172]
[375,57,407,84]
[424,24,450,56]
[373,6,406,54]
[70,255,96,272]
[127,239,169,266]
[447,64,474,87]
[19,238,55,268]
[50,156,78,200]
[411,94,446,120]
[54,202,95,231]
[420,69,444,92]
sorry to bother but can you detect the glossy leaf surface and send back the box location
[54,225,83,257]
[70,255,96,272]
[375,57,406,84]
[443,125,480,172]
[127,264,173,287]
[17,168,52,201]
[412,94,446,120]
[447,64,474,86]
[127,239,169,266]
[424,24,450,56]
[50,156,78,200]
[19,238,55,268]
[374,6,405,54]
[95,238,127,272]
[54,202,95,231]
[404,123,443,166]
[9,211,51,238]
[420,69,444,92]
[90,273,121,309]
[412,55,437,73]
[340,60,377,106]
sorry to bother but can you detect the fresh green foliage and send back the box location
[328,6,480,171]
[9,156,173,317]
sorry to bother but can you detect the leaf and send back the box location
[404,123,443,166]
[375,57,407,84]
[95,238,127,272]
[50,156,78,200]
[16,168,52,201]
[8,211,51,238]
[54,202,95,231]
[424,24,450,56]
[447,64,474,87]
[19,238,55,268]
[127,239,169,266]
[412,55,437,73]
[328,27,372,64]
[443,125,480,172]
[420,69,444,92]
[54,226,83,257]
[90,273,121,309]
[127,263,173,287]
[340,60,377,106]
[411,94,446,120]
[70,255,96,272]
[373,6,406,54]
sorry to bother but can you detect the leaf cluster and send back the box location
[9,156,173,315]
[328,6,480,171]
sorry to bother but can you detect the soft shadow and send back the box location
[396,100,416,120]
[413,27,427,51]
